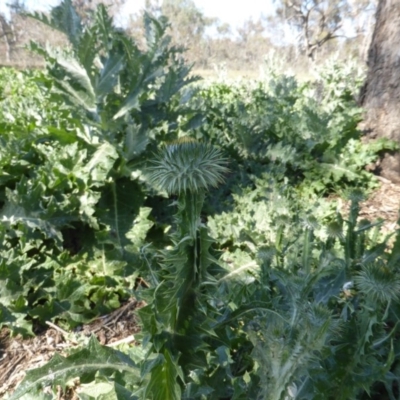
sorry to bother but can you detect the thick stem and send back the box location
[173,190,205,333]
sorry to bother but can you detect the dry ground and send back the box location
[1,178,399,398]
[0,298,144,399]
[342,176,400,235]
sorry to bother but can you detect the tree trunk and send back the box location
[360,0,400,183]
[0,15,14,63]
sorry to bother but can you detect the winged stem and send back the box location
[146,139,227,333]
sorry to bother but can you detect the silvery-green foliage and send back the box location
[0,0,200,335]
[221,191,400,399]
[192,60,397,199]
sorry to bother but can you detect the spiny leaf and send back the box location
[26,0,82,48]
[54,53,97,113]
[124,123,149,161]
[93,4,115,51]
[113,85,142,120]
[96,54,125,98]
[83,142,118,186]
[125,207,154,250]
[145,351,183,400]
[1,189,65,243]
[9,336,139,400]
[143,12,169,52]
[355,264,400,303]
[0,304,34,337]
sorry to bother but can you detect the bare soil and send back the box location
[0,298,144,399]
[347,176,400,234]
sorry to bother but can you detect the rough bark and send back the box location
[0,15,16,63]
[360,0,400,182]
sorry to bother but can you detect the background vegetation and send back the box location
[0,0,377,75]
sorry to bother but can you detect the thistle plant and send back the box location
[146,138,228,330]
[140,139,229,399]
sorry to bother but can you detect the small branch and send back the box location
[107,335,136,347]
[45,321,79,345]
[0,353,25,384]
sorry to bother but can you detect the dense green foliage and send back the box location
[192,62,395,200]
[0,0,199,336]
[2,2,400,399]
